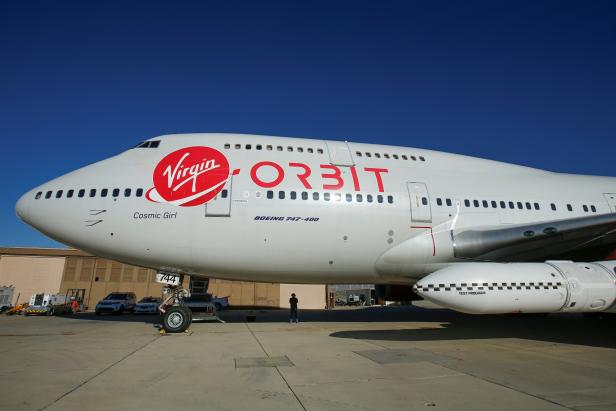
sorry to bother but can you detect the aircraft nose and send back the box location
[15,192,30,222]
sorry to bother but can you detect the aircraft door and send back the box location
[603,193,616,212]
[407,182,432,223]
[325,141,354,166]
[205,176,233,217]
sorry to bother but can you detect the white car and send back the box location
[132,297,162,314]
[95,292,136,315]
[183,294,229,312]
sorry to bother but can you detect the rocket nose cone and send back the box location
[15,192,30,222]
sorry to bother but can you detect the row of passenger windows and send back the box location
[433,197,598,213]
[35,188,144,200]
[262,190,395,204]
[224,143,324,154]
[355,151,426,162]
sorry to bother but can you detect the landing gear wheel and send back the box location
[163,306,192,333]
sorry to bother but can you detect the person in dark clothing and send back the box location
[289,293,299,323]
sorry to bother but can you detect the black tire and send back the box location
[163,306,192,333]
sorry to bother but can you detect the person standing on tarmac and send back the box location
[289,293,299,323]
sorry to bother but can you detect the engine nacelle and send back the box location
[413,261,616,314]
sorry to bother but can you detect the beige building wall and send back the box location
[208,279,280,307]
[280,284,326,309]
[0,255,65,305]
[59,256,163,309]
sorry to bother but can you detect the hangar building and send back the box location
[0,247,326,309]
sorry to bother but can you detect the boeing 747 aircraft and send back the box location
[15,133,616,332]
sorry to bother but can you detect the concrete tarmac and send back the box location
[1,306,615,411]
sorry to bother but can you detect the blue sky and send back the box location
[2,1,615,247]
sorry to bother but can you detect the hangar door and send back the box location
[407,182,432,223]
[205,176,233,217]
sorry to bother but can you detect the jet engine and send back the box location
[413,261,616,314]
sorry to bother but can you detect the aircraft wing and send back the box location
[453,213,616,262]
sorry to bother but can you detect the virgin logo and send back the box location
[147,146,230,207]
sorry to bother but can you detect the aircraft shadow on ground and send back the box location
[61,306,616,349]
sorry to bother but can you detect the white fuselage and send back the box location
[15,133,616,284]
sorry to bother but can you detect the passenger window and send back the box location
[377,195,383,203]
[224,143,230,149]
[35,191,42,199]
[509,201,514,209]
[267,145,273,151]
[491,201,497,208]
[356,194,363,202]
[436,198,443,206]
[297,147,303,153]
[346,194,352,202]
[256,144,262,150]
[335,193,342,202]
[221,190,228,199]
[482,200,488,208]
[317,149,323,154]
[78,189,85,198]
[446,198,452,207]
[567,204,573,211]
[367,194,373,203]
[366,152,372,158]
[356,151,362,157]
[534,203,540,210]
[324,192,330,201]
[517,202,523,209]
[473,200,479,207]
[375,153,381,158]
[464,199,470,207]
[101,189,108,197]
[90,189,96,197]
[384,154,390,159]
[313,192,319,200]
[67,189,74,198]
[500,201,506,208]
[287,146,293,152]
[45,191,52,199]
[246,144,251,150]
[419,156,425,161]
[401,155,408,160]
[387,195,394,204]
[277,146,283,151]
[393,154,399,159]
[235,144,241,149]
[112,188,120,197]
[267,190,273,199]
[136,188,143,197]
[591,205,597,212]
[290,191,297,200]
[307,148,314,153]
[56,190,63,198]
[124,188,131,197]
[422,197,428,206]
[411,156,417,161]
[525,202,531,210]
[279,191,285,199]
[302,192,308,200]
[550,203,556,211]
[583,205,588,212]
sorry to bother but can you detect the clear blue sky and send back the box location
[2,1,615,248]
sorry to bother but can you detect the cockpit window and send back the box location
[134,140,161,148]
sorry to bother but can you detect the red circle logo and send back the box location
[147,146,230,207]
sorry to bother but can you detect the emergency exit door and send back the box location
[407,182,432,223]
[205,176,233,217]
[604,193,616,212]
[325,141,354,166]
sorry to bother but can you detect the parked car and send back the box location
[183,294,229,312]
[132,296,162,314]
[95,292,136,315]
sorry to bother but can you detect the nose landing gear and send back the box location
[157,273,192,333]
